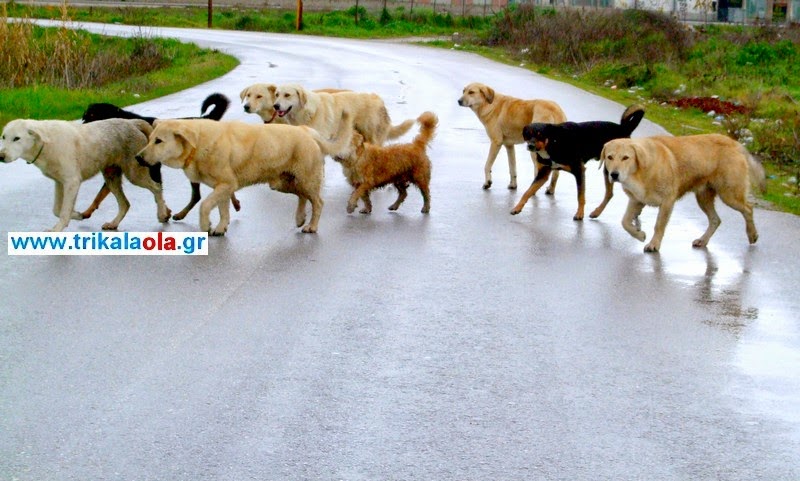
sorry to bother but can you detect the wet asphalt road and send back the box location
[1,23,800,481]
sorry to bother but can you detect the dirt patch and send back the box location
[668,97,750,116]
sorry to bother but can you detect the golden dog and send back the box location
[335,111,437,215]
[240,83,349,124]
[136,117,351,235]
[601,134,765,252]
[457,82,566,190]
[272,83,414,145]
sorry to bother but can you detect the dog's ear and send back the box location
[481,86,495,104]
[630,142,646,172]
[26,123,49,145]
[297,87,307,108]
[239,87,250,101]
[173,123,199,152]
[267,84,277,96]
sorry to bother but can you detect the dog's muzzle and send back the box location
[457,99,465,106]
[135,154,149,166]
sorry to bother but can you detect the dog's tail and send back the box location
[387,117,416,140]
[308,111,353,157]
[131,119,154,138]
[620,104,645,137]
[413,111,438,150]
[201,93,230,121]
[745,148,767,194]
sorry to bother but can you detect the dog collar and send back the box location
[183,149,196,169]
[27,144,45,165]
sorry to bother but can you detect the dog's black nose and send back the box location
[243,105,250,113]
[610,172,619,181]
[0,154,5,163]
[457,100,464,106]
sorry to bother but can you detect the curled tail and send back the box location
[308,111,353,157]
[620,104,645,137]
[201,93,230,121]
[413,111,438,150]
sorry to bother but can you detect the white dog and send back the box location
[0,118,170,231]
[272,83,414,145]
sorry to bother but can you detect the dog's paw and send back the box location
[172,211,187,221]
[589,209,602,219]
[482,180,492,190]
[360,208,372,214]
[71,211,84,220]
[507,183,517,190]
[643,240,660,252]
[158,209,172,223]
[101,222,119,231]
[301,225,317,234]
[692,238,708,248]
[346,203,357,214]
[210,227,227,236]
[510,206,522,215]
[421,206,430,214]
[573,213,584,221]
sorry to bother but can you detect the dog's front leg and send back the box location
[347,184,371,214]
[483,142,502,189]
[589,167,614,219]
[621,198,646,243]
[50,179,82,231]
[200,184,233,235]
[645,200,676,253]
[504,144,517,190]
[510,165,551,215]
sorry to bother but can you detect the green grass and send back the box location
[0,28,238,126]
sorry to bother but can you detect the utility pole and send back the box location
[296,0,303,30]
[207,0,212,28]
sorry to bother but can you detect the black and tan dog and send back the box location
[510,104,645,221]
[80,93,240,221]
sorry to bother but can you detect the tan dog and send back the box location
[335,111,437,215]
[135,117,351,235]
[601,134,765,252]
[458,82,566,190]
[0,118,170,231]
[272,83,414,145]
[240,83,349,124]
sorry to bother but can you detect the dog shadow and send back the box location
[647,248,758,337]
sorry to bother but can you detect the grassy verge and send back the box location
[0,11,238,125]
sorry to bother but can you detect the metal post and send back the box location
[207,0,212,28]
[296,0,303,30]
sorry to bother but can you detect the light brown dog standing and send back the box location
[601,134,765,252]
[457,82,565,191]
[136,117,351,235]
[335,111,437,215]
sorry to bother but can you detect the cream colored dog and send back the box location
[135,117,351,235]
[240,83,349,124]
[458,82,566,191]
[272,83,414,145]
[601,134,765,252]
[0,118,170,231]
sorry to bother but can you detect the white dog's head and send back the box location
[0,119,46,164]
[458,82,495,110]
[273,84,308,119]
[136,119,198,170]
[601,138,644,185]
[239,83,279,123]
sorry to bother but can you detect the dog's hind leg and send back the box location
[99,173,130,231]
[572,164,586,221]
[590,167,614,219]
[417,179,431,214]
[717,183,758,245]
[81,169,119,219]
[388,182,409,212]
[692,187,722,248]
[504,144,517,190]
[510,164,552,215]
[126,165,171,224]
[173,182,203,221]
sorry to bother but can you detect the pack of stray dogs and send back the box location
[0,80,765,253]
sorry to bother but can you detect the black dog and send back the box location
[80,93,240,221]
[510,104,645,221]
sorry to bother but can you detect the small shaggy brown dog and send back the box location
[335,111,437,214]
